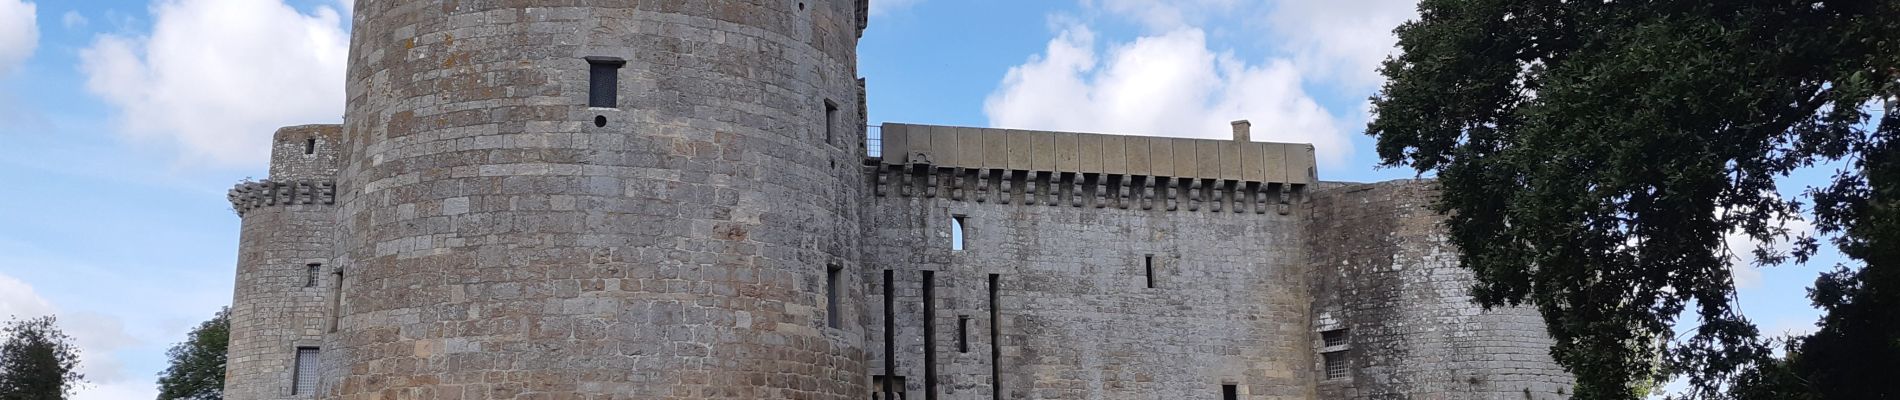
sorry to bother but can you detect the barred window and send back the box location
[292,347,320,395]
[1323,351,1348,380]
[1322,329,1348,347]
[305,264,321,288]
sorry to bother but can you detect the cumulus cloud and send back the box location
[871,0,922,16]
[1089,0,1417,89]
[0,273,145,400]
[61,10,85,29]
[1721,212,1813,290]
[1265,0,1419,89]
[1085,0,1240,31]
[0,273,56,318]
[983,25,1350,165]
[0,0,37,76]
[80,0,348,168]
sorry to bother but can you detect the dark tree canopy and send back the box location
[0,316,84,400]
[156,309,228,400]
[1367,0,1899,398]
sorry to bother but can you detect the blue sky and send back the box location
[0,0,1842,398]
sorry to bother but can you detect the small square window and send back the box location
[1323,351,1348,380]
[305,264,321,288]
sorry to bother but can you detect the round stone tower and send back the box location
[326,1,870,398]
[226,124,342,399]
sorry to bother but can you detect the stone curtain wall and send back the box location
[326,1,869,399]
[860,185,1316,400]
[1305,180,1572,399]
[225,125,341,400]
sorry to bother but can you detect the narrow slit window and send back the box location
[825,264,841,329]
[988,273,1002,400]
[922,270,937,400]
[327,270,343,333]
[303,138,316,155]
[823,99,839,143]
[292,347,320,395]
[1223,384,1238,400]
[1322,329,1349,348]
[305,263,321,287]
[585,57,625,108]
[1143,254,1155,288]
[951,216,966,251]
[1323,351,1348,380]
[957,315,970,353]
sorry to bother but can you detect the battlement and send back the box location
[869,122,1317,212]
[227,179,335,216]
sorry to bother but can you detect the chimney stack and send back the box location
[1231,120,1252,141]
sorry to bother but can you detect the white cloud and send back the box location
[61,10,85,29]
[1265,0,1418,89]
[871,0,922,16]
[0,0,37,76]
[1086,0,1240,31]
[1721,211,1813,290]
[983,25,1350,165]
[0,273,56,318]
[80,0,348,168]
[0,273,147,400]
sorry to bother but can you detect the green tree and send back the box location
[0,316,85,400]
[1366,0,1899,398]
[156,309,229,400]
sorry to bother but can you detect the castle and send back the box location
[221,1,1572,399]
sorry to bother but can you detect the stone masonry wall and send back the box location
[1305,180,1572,400]
[861,179,1315,400]
[226,125,342,399]
[326,1,869,399]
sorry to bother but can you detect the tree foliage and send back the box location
[156,309,228,400]
[0,316,84,400]
[1367,0,1899,398]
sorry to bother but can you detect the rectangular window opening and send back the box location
[585,57,625,108]
[303,138,316,155]
[957,315,970,353]
[873,375,907,400]
[292,347,320,395]
[823,99,839,143]
[988,273,1002,400]
[951,215,967,251]
[825,264,841,329]
[327,270,343,333]
[1222,384,1239,400]
[922,270,937,400]
[1323,351,1348,380]
[1143,254,1155,289]
[1322,329,1349,348]
[305,263,321,288]
[883,270,897,400]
